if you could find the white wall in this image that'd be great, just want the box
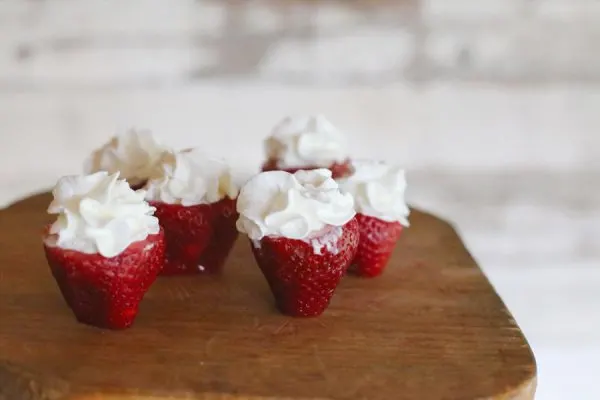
[1,83,599,204]
[1,0,599,205]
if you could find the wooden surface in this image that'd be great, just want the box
[0,191,536,400]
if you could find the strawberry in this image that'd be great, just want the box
[150,202,214,275]
[261,158,352,179]
[43,229,165,330]
[350,213,403,277]
[250,218,359,317]
[150,198,237,275]
[197,198,239,273]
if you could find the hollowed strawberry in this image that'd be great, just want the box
[349,213,403,277]
[250,218,359,317]
[197,198,239,273]
[151,198,237,275]
[150,202,213,275]
[43,229,165,330]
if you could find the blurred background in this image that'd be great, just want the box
[0,1,598,398]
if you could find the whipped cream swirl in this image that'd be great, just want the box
[47,171,160,258]
[337,160,410,225]
[265,115,348,168]
[85,129,170,186]
[236,169,355,240]
[144,149,239,206]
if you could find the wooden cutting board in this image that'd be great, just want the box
[0,191,536,400]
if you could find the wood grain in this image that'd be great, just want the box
[0,191,536,400]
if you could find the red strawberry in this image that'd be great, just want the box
[43,229,165,330]
[250,218,359,317]
[350,213,403,277]
[150,201,214,275]
[197,198,239,273]
[151,198,238,275]
[261,158,352,179]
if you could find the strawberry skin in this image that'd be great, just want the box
[261,158,352,179]
[350,213,403,278]
[43,229,165,330]
[197,198,239,273]
[151,201,213,275]
[250,218,359,317]
[151,198,237,275]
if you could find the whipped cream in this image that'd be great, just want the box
[337,160,410,226]
[236,169,355,241]
[85,129,170,186]
[47,172,160,258]
[265,115,348,168]
[144,149,239,206]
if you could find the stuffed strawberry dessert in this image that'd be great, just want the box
[338,161,410,277]
[144,149,239,275]
[236,169,359,317]
[86,128,170,190]
[43,171,165,329]
[261,115,352,178]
